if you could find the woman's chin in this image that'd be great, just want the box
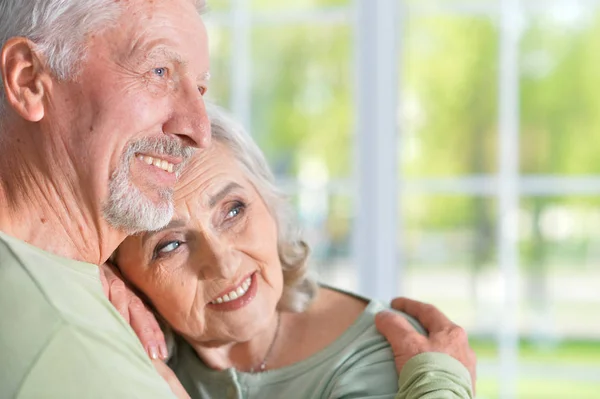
[204,310,276,344]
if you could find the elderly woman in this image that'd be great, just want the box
[112,105,473,399]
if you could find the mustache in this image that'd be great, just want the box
[123,137,196,174]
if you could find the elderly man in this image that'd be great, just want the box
[0,0,211,397]
[0,0,474,398]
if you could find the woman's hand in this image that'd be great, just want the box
[99,262,169,360]
[152,359,190,399]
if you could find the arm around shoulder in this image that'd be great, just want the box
[396,352,473,399]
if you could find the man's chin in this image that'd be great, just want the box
[103,190,174,234]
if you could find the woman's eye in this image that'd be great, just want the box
[226,203,244,220]
[157,241,181,254]
[153,67,167,77]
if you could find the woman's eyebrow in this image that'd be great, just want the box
[141,219,188,247]
[209,182,243,208]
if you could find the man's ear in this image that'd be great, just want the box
[1,37,51,122]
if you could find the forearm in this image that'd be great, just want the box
[396,353,473,399]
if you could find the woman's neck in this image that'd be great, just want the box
[190,312,283,372]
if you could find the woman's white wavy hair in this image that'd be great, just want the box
[206,103,318,312]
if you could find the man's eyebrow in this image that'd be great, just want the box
[147,46,184,64]
[209,182,243,208]
[200,71,211,81]
[141,219,188,247]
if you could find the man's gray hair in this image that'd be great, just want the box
[0,0,207,120]
[0,0,122,117]
[207,104,319,312]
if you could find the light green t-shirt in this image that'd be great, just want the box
[169,299,472,399]
[0,231,176,399]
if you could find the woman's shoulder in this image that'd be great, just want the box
[306,287,368,328]
[289,288,403,398]
[310,287,426,336]
[282,287,425,365]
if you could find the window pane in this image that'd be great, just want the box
[402,194,499,394]
[251,24,353,179]
[287,190,355,292]
[518,196,600,398]
[205,0,230,12]
[251,0,349,12]
[520,7,600,174]
[204,24,232,107]
[402,16,499,177]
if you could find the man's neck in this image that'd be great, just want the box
[0,130,124,264]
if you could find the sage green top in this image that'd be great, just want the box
[169,298,473,399]
[0,231,175,399]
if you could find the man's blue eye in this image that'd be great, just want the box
[153,67,167,77]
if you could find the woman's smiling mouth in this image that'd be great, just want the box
[207,272,258,311]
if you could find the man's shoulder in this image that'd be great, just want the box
[0,232,108,327]
[6,322,176,399]
[0,233,169,398]
[0,234,64,352]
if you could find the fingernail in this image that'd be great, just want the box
[377,310,393,319]
[148,344,159,360]
[159,343,169,360]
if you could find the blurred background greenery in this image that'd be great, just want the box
[204,0,600,397]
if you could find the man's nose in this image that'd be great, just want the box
[163,85,211,149]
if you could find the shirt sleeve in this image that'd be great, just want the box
[396,353,473,399]
[16,323,177,399]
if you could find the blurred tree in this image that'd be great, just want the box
[206,2,600,295]
[402,16,498,309]
[250,24,352,178]
[520,10,600,328]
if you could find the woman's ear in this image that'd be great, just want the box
[1,37,51,122]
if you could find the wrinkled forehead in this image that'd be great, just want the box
[122,0,207,13]
[105,0,209,56]
[173,141,242,203]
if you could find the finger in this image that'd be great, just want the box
[390,297,452,332]
[375,310,428,373]
[146,308,169,360]
[375,310,420,345]
[98,265,109,298]
[101,261,123,281]
[108,279,130,323]
[130,298,160,359]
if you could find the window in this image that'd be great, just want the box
[204,1,600,397]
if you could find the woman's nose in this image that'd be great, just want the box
[195,236,241,280]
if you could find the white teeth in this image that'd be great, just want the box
[210,276,253,304]
[137,155,176,174]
